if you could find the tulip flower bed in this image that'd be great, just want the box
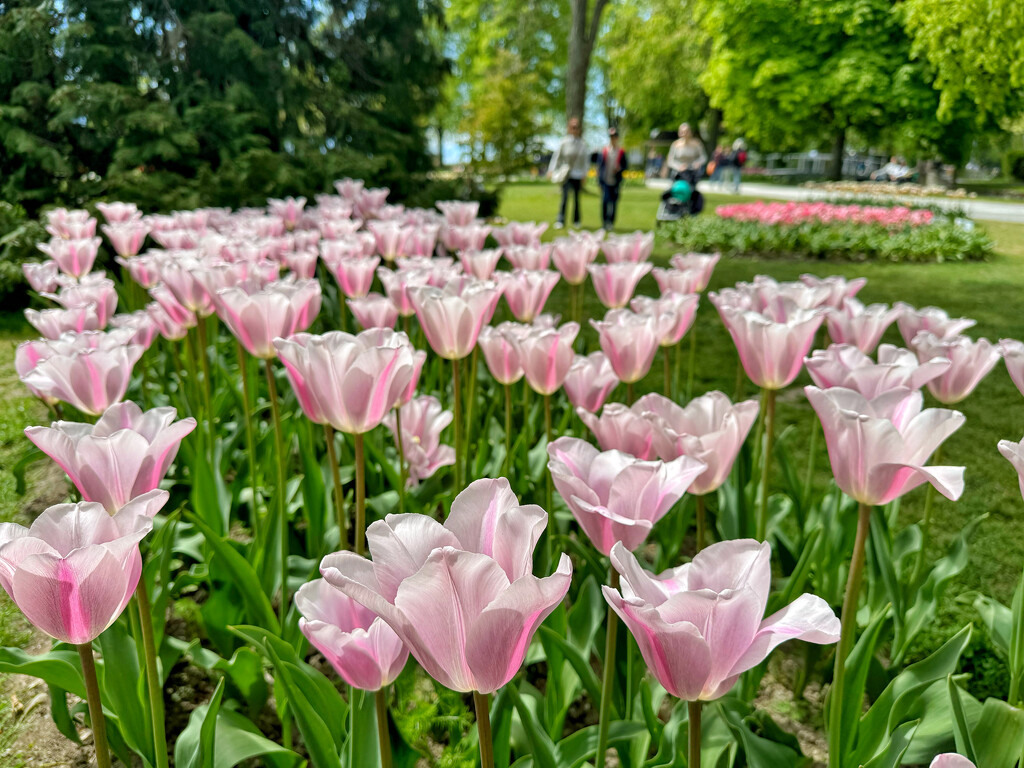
[2,183,1024,768]
[664,203,993,263]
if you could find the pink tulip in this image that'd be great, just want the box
[159,259,216,317]
[45,209,95,240]
[669,253,720,291]
[147,300,192,340]
[442,224,492,252]
[911,332,1001,404]
[377,267,429,317]
[895,303,976,346]
[436,201,479,227]
[588,262,653,309]
[825,297,901,354]
[368,221,414,262]
[564,352,620,413]
[551,237,601,285]
[547,437,706,554]
[798,274,867,309]
[383,395,456,485]
[95,202,139,224]
[805,344,950,398]
[274,329,417,434]
[282,249,320,279]
[500,270,560,323]
[23,261,60,293]
[997,436,1024,502]
[458,249,503,280]
[117,253,165,289]
[408,280,500,360]
[711,294,824,390]
[603,539,840,701]
[324,255,381,299]
[26,402,196,513]
[493,221,547,247]
[44,275,119,326]
[25,305,102,339]
[320,219,362,240]
[929,756,976,768]
[102,221,150,257]
[739,275,834,311]
[578,402,658,459]
[0,491,167,643]
[504,245,552,271]
[478,323,527,385]
[320,239,367,263]
[640,392,759,494]
[348,293,399,330]
[652,267,704,296]
[296,579,409,691]
[517,322,580,395]
[109,311,159,349]
[335,178,365,199]
[631,292,699,346]
[591,309,661,384]
[268,197,307,230]
[805,386,965,506]
[602,232,654,263]
[216,279,322,359]
[38,237,102,279]
[320,478,572,693]
[20,340,145,416]
[999,339,1024,397]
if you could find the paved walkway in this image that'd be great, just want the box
[646,178,1024,223]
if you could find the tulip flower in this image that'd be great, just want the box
[23,261,60,293]
[669,252,720,291]
[348,293,399,330]
[377,266,429,317]
[653,267,704,296]
[500,269,560,323]
[911,332,1001,404]
[25,304,103,339]
[564,352,620,413]
[601,231,654,263]
[478,323,527,386]
[578,402,657,459]
[804,343,950,398]
[551,236,601,286]
[335,178,365,199]
[805,386,965,506]
[631,292,699,348]
[493,221,547,247]
[930,757,975,768]
[405,225,439,258]
[998,436,1024,502]
[38,237,102,279]
[26,402,196,513]
[0,490,167,643]
[118,253,165,290]
[517,322,579,397]
[503,245,551,272]
[443,223,491,252]
[798,274,867,308]
[368,221,414,262]
[19,340,145,416]
[547,436,706,555]
[591,309,661,391]
[408,281,499,361]
[1000,339,1024,397]
[383,395,456,485]
[282,249,320,279]
[43,275,119,327]
[96,201,139,224]
[826,297,901,354]
[216,279,322,359]
[102,221,150,257]
[436,200,479,227]
[602,539,840,701]
[588,262,653,309]
[324,255,381,299]
[109,311,159,349]
[147,300,192,341]
[268,196,306,230]
[295,578,409,690]
[895,302,976,346]
[159,259,216,317]
[458,249,504,280]
[320,477,572,694]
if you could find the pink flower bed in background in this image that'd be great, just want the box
[716,201,934,227]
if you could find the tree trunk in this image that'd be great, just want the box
[436,125,444,167]
[828,128,845,181]
[705,108,723,155]
[566,0,610,127]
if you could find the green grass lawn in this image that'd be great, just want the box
[499,181,1024,654]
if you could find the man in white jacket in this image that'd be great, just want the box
[548,117,590,229]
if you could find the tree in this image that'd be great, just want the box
[566,0,611,126]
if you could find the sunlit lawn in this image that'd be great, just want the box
[499,180,1024,656]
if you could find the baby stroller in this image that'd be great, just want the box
[656,170,704,225]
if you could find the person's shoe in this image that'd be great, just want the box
[554,221,564,229]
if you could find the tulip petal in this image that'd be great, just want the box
[364,515,461,601]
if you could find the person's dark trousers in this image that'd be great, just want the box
[600,182,621,229]
[558,178,582,225]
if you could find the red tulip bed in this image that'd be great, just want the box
[663,200,992,263]
[3,182,1023,768]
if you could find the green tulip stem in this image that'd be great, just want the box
[375,687,393,768]
[77,643,111,768]
[503,384,513,477]
[394,407,407,514]
[196,318,214,444]
[756,388,777,542]
[136,581,168,768]
[264,360,289,623]
[688,700,702,768]
[464,347,479,481]
[237,343,261,530]
[544,392,554,569]
[829,501,871,767]
[663,347,672,396]
[453,357,463,491]
[595,568,620,768]
[474,691,494,768]
[626,380,635,405]
[324,425,348,549]
[355,432,366,557]
[168,340,192,417]
[696,494,707,552]
[685,325,698,401]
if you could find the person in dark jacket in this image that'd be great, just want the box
[597,127,629,230]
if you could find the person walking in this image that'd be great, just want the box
[662,123,707,185]
[597,127,628,230]
[548,116,590,229]
[722,138,747,194]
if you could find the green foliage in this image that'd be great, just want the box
[1004,151,1024,183]
[663,214,993,263]
[0,202,44,304]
